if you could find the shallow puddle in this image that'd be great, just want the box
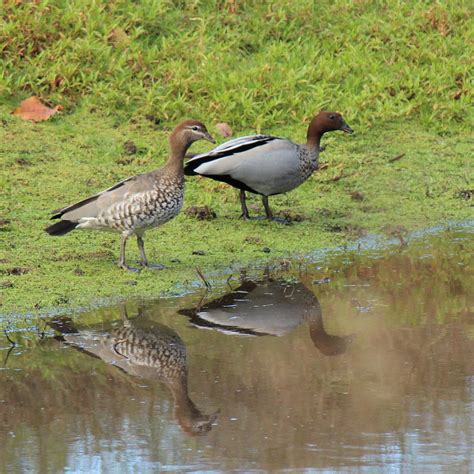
[1,226,473,472]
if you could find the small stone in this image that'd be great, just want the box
[185,206,217,220]
[73,267,84,276]
[350,191,365,201]
[125,280,138,286]
[192,250,206,256]
[262,247,271,253]
[0,281,14,289]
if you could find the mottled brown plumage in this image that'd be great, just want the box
[45,119,215,271]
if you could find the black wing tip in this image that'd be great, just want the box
[45,220,78,236]
[184,135,278,181]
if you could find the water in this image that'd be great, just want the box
[0,227,473,472]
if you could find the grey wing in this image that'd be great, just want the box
[184,135,275,174]
[52,173,153,222]
[186,138,300,195]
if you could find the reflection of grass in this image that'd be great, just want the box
[310,227,474,326]
[1,1,473,316]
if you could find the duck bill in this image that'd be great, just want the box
[340,121,354,134]
[203,132,216,143]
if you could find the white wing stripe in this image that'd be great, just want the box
[188,135,275,161]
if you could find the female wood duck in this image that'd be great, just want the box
[45,120,215,271]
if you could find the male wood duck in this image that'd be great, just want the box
[179,278,354,356]
[184,111,353,221]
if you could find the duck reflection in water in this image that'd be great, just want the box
[179,278,354,356]
[49,307,218,436]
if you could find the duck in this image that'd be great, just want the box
[45,120,215,271]
[184,111,353,221]
[48,306,218,436]
[179,278,354,356]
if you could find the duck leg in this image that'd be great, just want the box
[137,235,165,270]
[262,196,273,220]
[119,304,130,322]
[118,233,140,272]
[239,190,250,219]
[262,196,291,225]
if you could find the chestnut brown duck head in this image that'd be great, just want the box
[306,111,354,149]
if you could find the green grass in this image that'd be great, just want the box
[1,1,472,130]
[0,0,473,316]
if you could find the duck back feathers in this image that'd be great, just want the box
[184,135,317,196]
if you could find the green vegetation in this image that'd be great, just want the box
[1,0,472,129]
[1,1,472,317]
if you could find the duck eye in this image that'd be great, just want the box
[329,114,335,120]
[191,126,199,131]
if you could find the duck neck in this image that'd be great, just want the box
[306,118,324,151]
[166,135,191,172]
[169,375,203,431]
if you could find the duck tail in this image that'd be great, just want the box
[45,219,78,236]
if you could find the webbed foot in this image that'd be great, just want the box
[118,262,141,272]
[269,217,292,225]
[140,262,166,270]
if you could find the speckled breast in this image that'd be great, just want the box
[297,148,319,183]
[136,180,184,231]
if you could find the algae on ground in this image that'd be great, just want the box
[1,108,472,317]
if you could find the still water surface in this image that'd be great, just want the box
[0,227,473,472]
